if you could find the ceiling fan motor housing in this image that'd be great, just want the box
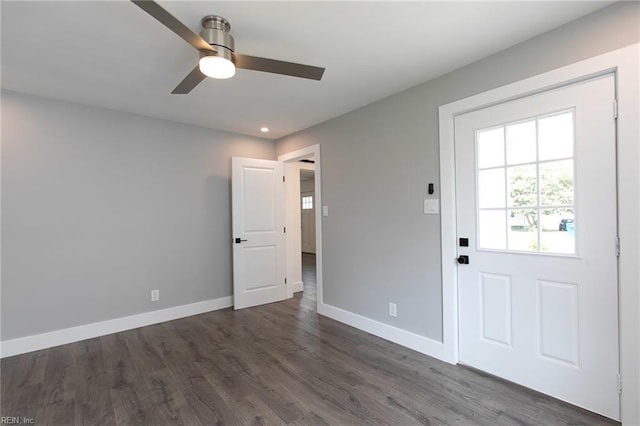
[199,15,235,63]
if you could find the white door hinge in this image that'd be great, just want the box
[617,374,622,394]
[616,236,620,257]
[613,99,618,119]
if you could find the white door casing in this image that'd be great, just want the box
[279,144,324,309]
[455,75,619,419]
[284,162,303,296]
[282,160,317,295]
[231,157,286,309]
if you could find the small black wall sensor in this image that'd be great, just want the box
[428,183,434,195]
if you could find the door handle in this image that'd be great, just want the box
[457,255,469,265]
[235,238,248,244]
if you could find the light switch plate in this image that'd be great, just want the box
[322,206,329,217]
[389,302,397,317]
[424,199,439,215]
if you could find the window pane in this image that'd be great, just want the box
[508,209,538,251]
[539,111,574,161]
[302,196,313,210]
[507,165,537,208]
[478,169,505,208]
[506,120,536,165]
[541,209,575,254]
[479,210,507,249]
[540,160,574,207]
[475,109,576,256]
[477,127,505,169]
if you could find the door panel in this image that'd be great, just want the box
[232,157,286,309]
[455,75,619,419]
[537,280,580,366]
[479,272,512,347]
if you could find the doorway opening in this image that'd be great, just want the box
[299,160,316,301]
[300,162,316,256]
[279,144,323,313]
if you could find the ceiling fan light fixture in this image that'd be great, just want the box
[199,54,236,79]
[198,15,236,79]
[131,2,325,93]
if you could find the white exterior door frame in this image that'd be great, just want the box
[438,44,639,424]
[278,144,323,307]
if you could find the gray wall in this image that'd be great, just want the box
[276,1,640,341]
[1,91,275,340]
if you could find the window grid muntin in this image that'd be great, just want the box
[302,195,313,210]
[475,108,576,255]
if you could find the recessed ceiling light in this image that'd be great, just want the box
[260,127,269,133]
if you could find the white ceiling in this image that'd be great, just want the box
[1,1,611,139]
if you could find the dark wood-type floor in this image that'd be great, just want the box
[1,253,617,425]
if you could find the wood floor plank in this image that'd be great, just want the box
[288,411,331,426]
[0,253,619,425]
[1,383,44,421]
[40,345,76,406]
[1,348,48,391]
[136,369,192,425]
[196,357,305,425]
[72,338,115,425]
[182,377,242,426]
[40,399,76,425]
[123,326,168,374]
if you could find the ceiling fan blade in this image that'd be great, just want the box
[234,54,325,81]
[131,0,215,53]
[172,65,207,94]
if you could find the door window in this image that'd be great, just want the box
[476,110,576,254]
[301,195,313,210]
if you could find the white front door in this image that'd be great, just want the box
[455,75,619,419]
[231,157,286,309]
[301,191,316,253]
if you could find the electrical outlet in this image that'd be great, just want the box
[389,302,397,317]
[151,289,159,302]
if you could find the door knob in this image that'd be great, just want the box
[457,255,469,265]
[235,238,248,244]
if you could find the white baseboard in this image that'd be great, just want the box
[2,298,447,363]
[293,281,304,293]
[318,302,448,362]
[0,296,233,358]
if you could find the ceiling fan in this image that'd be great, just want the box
[131,0,326,94]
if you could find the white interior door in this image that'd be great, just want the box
[455,75,619,419]
[301,191,316,253]
[232,157,286,309]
